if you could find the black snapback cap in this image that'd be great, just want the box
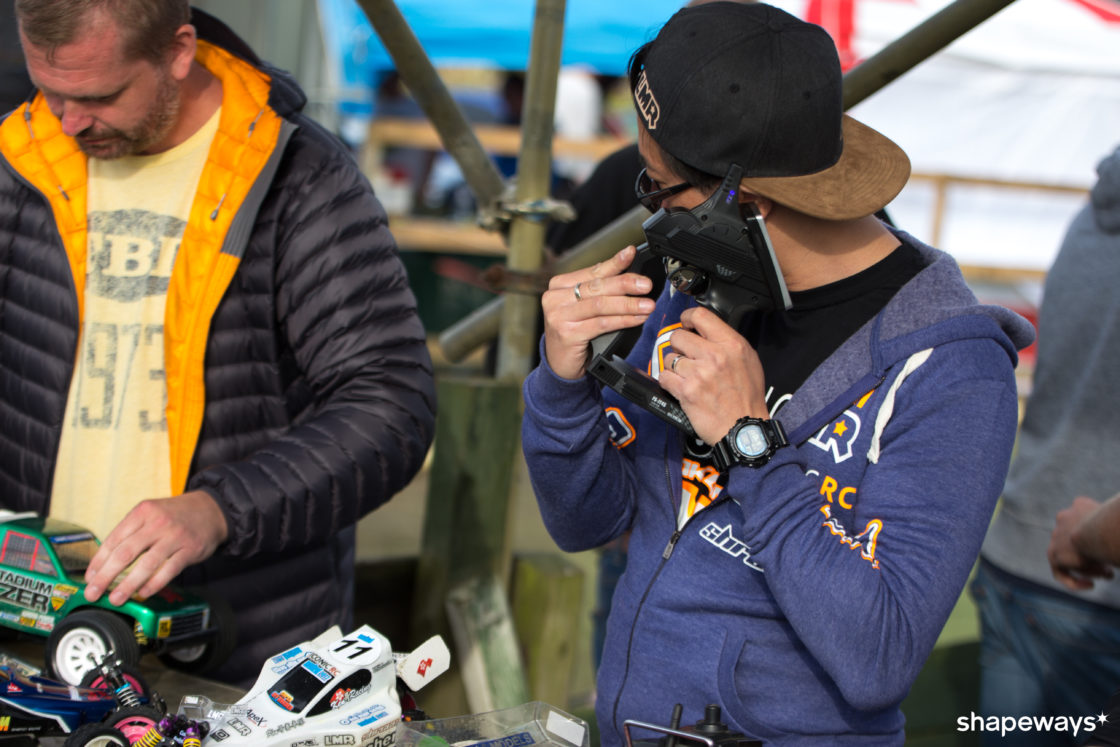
[630,1,910,220]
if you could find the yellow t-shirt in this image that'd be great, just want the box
[49,108,221,540]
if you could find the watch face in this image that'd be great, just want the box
[734,423,769,458]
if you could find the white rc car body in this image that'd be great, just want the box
[180,624,449,747]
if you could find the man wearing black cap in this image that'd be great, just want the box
[521,2,1035,744]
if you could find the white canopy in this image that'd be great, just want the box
[769,0,1120,272]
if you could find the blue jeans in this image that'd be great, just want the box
[971,560,1120,746]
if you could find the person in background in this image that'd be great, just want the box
[973,143,1120,746]
[521,2,1034,744]
[0,0,435,685]
[1049,494,1120,588]
[0,0,32,111]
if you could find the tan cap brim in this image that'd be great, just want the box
[740,116,911,221]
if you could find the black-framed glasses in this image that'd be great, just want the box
[635,168,691,212]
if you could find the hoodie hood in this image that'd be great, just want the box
[190,6,308,118]
[1090,145,1120,235]
[775,231,1035,442]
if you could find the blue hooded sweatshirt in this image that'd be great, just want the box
[521,231,1036,746]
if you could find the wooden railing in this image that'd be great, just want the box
[363,116,629,173]
[363,117,1086,285]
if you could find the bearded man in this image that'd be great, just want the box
[0,0,436,686]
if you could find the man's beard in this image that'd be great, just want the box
[76,72,181,159]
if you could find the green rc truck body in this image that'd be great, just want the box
[0,510,234,685]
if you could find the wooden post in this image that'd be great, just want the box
[511,554,585,708]
[410,376,523,717]
[446,574,532,712]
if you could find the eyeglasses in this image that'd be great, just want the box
[635,168,691,212]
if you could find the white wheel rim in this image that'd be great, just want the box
[82,735,126,747]
[54,627,108,684]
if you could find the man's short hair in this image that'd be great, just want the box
[15,0,191,64]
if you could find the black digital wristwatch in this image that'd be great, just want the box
[711,417,789,472]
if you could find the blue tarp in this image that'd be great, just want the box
[318,0,687,100]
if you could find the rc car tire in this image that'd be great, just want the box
[46,609,141,686]
[63,723,130,747]
[79,663,151,700]
[101,705,163,744]
[157,588,236,675]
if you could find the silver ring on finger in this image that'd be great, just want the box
[573,282,584,301]
[670,354,682,372]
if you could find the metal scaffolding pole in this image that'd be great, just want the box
[354,0,506,227]
[842,0,1018,109]
[437,0,1021,363]
[441,205,647,366]
[496,0,568,380]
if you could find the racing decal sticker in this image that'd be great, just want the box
[605,407,636,448]
[225,718,252,736]
[699,522,763,573]
[50,583,78,612]
[0,570,53,614]
[363,730,396,747]
[270,646,305,674]
[340,704,390,728]
[325,736,356,746]
[270,689,296,711]
[49,533,95,545]
[306,652,340,678]
[264,716,304,738]
[361,721,397,744]
[330,685,371,709]
[302,656,335,683]
[332,633,379,664]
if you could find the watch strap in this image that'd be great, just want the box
[711,417,788,472]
